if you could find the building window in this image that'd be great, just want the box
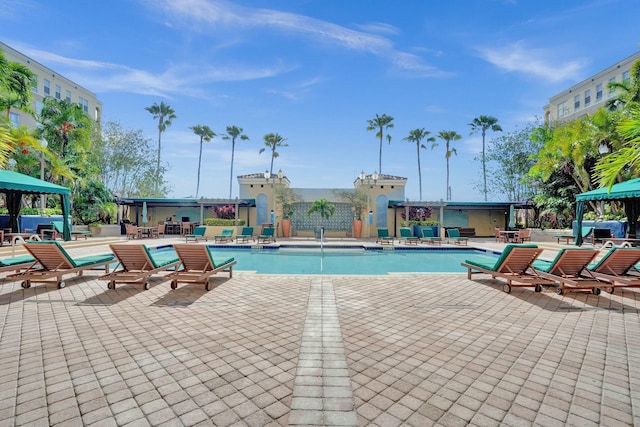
[574,95,580,111]
[557,101,569,118]
[44,79,50,97]
[9,112,19,127]
[596,83,603,102]
[65,90,71,102]
[78,96,89,113]
[584,89,591,107]
[55,85,61,100]
[608,77,616,98]
[623,70,630,82]
[31,76,38,94]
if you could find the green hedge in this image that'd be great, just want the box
[0,208,62,216]
[203,218,246,226]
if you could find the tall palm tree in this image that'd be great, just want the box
[222,125,249,199]
[366,113,394,173]
[438,130,462,200]
[145,101,176,190]
[469,115,502,201]
[402,128,436,201]
[0,54,35,119]
[189,124,216,198]
[259,133,287,175]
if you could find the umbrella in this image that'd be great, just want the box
[142,201,148,225]
[508,205,515,229]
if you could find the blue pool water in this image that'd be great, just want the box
[157,246,500,275]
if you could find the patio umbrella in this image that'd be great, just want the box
[508,205,515,229]
[142,201,148,225]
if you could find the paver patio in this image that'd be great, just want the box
[0,238,639,426]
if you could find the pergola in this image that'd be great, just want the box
[575,178,640,245]
[0,170,71,240]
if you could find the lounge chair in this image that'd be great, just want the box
[461,244,554,293]
[7,241,114,288]
[258,227,276,243]
[185,226,208,243]
[553,227,593,245]
[399,227,418,245]
[447,228,468,245]
[101,243,180,290]
[50,221,92,240]
[0,254,36,273]
[167,244,237,290]
[214,228,234,243]
[587,247,640,293]
[376,228,394,245]
[420,228,441,245]
[532,248,604,295]
[235,227,254,243]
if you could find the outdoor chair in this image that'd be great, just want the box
[236,227,255,243]
[51,220,91,240]
[126,224,142,240]
[101,243,179,290]
[419,228,441,245]
[166,244,237,291]
[553,227,593,245]
[461,244,554,293]
[494,227,507,243]
[447,228,468,245]
[376,228,394,245]
[151,223,165,238]
[532,248,604,295]
[515,228,532,243]
[214,228,234,243]
[587,247,640,293]
[185,226,208,243]
[258,227,276,243]
[399,227,418,245]
[0,254,36,274]
[7,241,114,289]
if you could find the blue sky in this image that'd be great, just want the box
[2,0,639,201]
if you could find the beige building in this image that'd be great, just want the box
[543,51,640,123]
[1,41,102,128]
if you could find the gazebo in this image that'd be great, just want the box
[0,170,71,240]
[575,178,640,245]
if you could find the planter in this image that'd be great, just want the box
[281,219,292,238]
[413,225,439,238]
[353,219,363,238]
[314,226,325,239]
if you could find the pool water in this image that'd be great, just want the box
[176,247,500,275]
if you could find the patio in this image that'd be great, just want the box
[0,237,638,426]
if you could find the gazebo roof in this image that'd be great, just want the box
[0,170,70,195]
[576,178,640,201]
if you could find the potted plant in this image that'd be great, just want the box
[307,198,335,239]
[275,186,297,237]
[334,189,368,238]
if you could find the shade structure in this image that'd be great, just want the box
[142,201,148,224]
[509,205,515,229]
[0,170,72,240]
[575,178,640,245]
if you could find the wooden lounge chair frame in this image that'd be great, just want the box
[101,243,180,290]
[167,244,237,290]
[185,226,209,243]
[532,248,604,295]
[7,241,114,289]
[461,244,555,293]
[399,227,419,245]
[214,228,234,243]
[419,228,441,245]
[376,228,394,245]
[587,247,640,293]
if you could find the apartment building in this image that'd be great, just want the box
[543,51,640,123]
[1,41,102,128]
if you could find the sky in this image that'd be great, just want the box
[1,0,640,202]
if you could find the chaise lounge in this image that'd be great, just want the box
[420,228,441,245]
[587,247,640,293]
[447,228,468,245]
[532,248,604,295]
[376,228,394,245]
[167,244,237,291]
[399,227,418,245]
[101,244,179,290]
[185,226,208,243]
[214,228,234,243]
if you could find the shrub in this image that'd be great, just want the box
[203,218,245,226]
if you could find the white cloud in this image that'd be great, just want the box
[477,41,586,82]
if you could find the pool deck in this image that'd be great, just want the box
[1,236,639,426]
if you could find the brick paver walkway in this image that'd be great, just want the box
[1,239,639,426]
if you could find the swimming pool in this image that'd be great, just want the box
[157,246,500,275]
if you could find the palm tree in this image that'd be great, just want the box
[438,131,462,200]
[307,198,336,235]
[222,125,249,199]
[402,128,436,201]
[145,101,176,190]
[366,114,394,173]
[469,115,502,200]
[38,98,91,162]
[259,133,287,175]
[0,53,35,119]
[189,124,216,197]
